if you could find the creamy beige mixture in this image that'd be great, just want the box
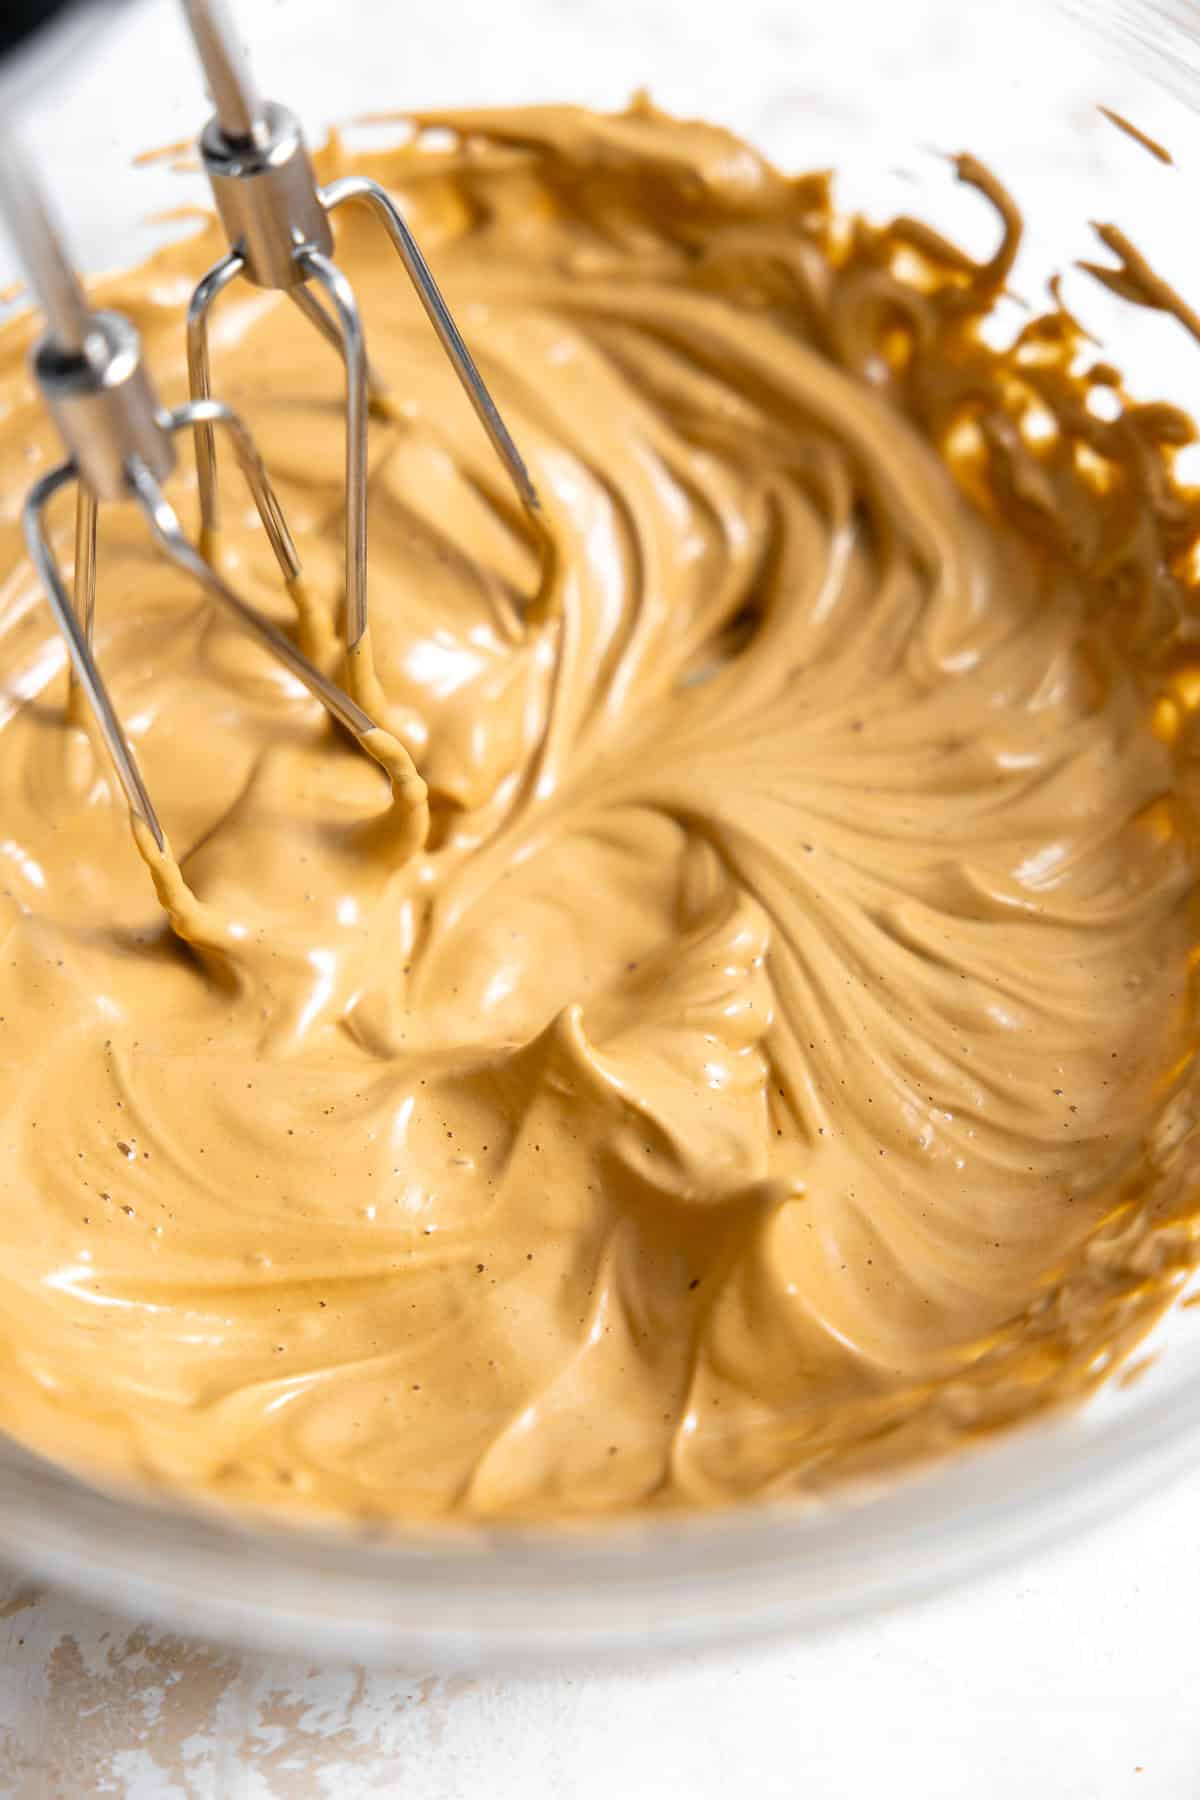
[0,104,1198,1522]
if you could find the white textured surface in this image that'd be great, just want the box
[3,0,1200,1788]
[0,1466,1198,1796]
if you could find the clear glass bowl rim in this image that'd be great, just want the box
[2,0,1200,1669]
[0,1357,1196,1666]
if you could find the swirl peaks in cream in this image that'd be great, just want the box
[0,103,1198,1521]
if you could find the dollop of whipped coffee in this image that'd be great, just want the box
[0,103,1198,1521]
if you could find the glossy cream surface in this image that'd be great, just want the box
[0,105,1198,1521]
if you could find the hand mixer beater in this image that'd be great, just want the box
[0,135,396,858]
[0,0,540,856]
[180,0,541,705]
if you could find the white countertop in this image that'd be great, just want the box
[0,1462,1196,1797]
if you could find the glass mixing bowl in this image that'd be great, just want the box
[0,0,1198,1667]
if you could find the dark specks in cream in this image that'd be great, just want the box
[0,103,1197,1521]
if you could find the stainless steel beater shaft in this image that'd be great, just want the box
[179,0,540,658]
[0,133,385,853]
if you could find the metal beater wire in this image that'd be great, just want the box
[179,0,541,672]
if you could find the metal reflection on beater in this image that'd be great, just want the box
[0,0,539,854]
